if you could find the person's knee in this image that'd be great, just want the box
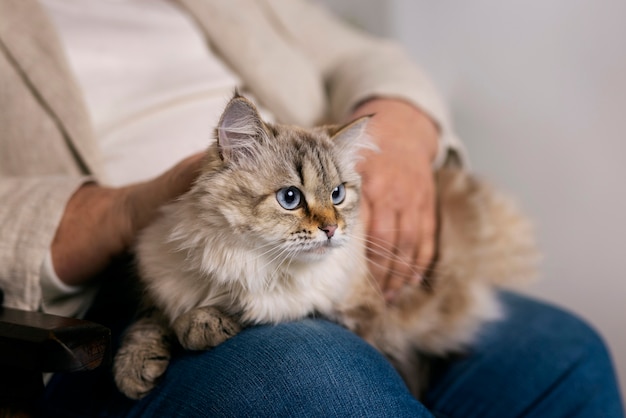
[425,293,623,418]
[502,291,612,365]
[133,319,427,417]
[547,308,620,392]
[498,292,623,413]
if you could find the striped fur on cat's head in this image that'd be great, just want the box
[188,93,373,263]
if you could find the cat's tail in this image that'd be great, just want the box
[435,167,540,289]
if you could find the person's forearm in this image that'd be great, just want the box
[51,153,205,287]
[51,183,124,286]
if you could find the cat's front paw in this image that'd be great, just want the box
[172,306,241,350]
[113,318,172,400]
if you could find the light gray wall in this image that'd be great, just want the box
[321,0,626,400]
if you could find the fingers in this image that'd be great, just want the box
[415,197,437,281]
[365,204,396,298]
[383,210,421,301]
[364,182,437,304]
[347,98,442,305]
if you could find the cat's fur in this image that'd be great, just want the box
[113,93,537,400]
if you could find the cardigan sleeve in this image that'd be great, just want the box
[0,2,104,315]
[261,0,466,168]
[0,176,88,312]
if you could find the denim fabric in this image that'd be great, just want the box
[128,319,427,418]
[41,292,624,417]
[424,292,624,418]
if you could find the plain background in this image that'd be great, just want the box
[320,0,625,402]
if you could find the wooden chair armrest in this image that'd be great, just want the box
[0,306,110,373]
[0,304,111,415]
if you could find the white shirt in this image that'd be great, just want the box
[39,0,254,315]
[42,0,242,186]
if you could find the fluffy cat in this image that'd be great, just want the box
[113,93,537,400]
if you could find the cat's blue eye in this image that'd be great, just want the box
[276,186,302,210]
[331,184,346,205]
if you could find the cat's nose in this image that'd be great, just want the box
[319,224,338,239]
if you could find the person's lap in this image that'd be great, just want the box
[128,318,427,417]
[41,291,624,417]
[423,291,623,417]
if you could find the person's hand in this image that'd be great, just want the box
[349,99,439,303]
[51,153,205,286]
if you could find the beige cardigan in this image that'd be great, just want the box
[0,0,461,312]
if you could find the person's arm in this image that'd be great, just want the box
[262,0,464,167]
[263,0,466,300]
[52,153,205,287]
[0,154,204,313]
[0,177,87,312]
[349,99,439,301]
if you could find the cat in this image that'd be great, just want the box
[113,92,537,400]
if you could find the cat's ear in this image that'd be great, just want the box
[216,94,269,164]
[330,115,377,158]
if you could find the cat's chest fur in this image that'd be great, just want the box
[138,207,366,327]
[235,248,360,324]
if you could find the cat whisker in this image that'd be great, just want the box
[250,241,285,262]
[348,234,426,277]
[364,246,447,282]
[339,244,385,300]
[278,247,299,284]
[264,246,301,290]
[346,232,448,287]
[266,247,291,282]
[258,244,292,273]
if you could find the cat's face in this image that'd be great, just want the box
[193,94,372,264]
[239,125,361,262]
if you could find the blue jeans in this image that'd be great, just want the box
[42,292,624,417]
